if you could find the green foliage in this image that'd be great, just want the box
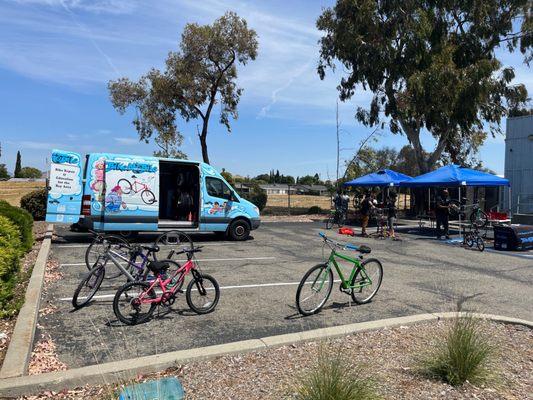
[20,189,47,221]
[109,11,258,164]
[18,166,42,179]
[419,315,495,386]
[307,206,323,214]
[0,200,34,252]
[0,215,22,317]
[293,349,381,400]
[318,0,531,172]
[0,164,9,180]
[241,183,267,211]
[14,151,22,178]
[220,169,234,185]
[298,174,323,185]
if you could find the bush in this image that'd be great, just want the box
[293,348,381,400]
[20,188,47,221]
[307,206,323,214]
[0,215,22,317]
[241,184,267,211]
[0,200,34,252]
[419,315,495,386]
[18,167,43,179]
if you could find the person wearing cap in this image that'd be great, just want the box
[435,188,451,239]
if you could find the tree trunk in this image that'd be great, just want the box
[200,119,210,164]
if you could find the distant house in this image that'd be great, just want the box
[259,184,297,195]
[294,184,329,196]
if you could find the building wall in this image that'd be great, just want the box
[504,115,533,214]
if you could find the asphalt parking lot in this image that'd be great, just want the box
[38,222,533,369]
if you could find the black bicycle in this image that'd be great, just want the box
[325,209,347,229]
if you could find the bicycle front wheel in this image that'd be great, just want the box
[72,265,105,309]
[325,216,334,230]
[350,258,383,304]
[476,237,485,252]
[296,263,333,316]
[113,281,157,325]
[186,273,220,314]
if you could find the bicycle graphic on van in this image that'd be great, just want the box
[117,175,157,205]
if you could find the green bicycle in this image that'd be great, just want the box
[296,232,383,316]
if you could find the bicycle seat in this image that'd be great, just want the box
[358,245,371,254]
[142,244,160,253]
[147,260,170,274]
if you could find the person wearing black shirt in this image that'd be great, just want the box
[386,192,397,239]
[360,192,374,237]
[435,189,451,239]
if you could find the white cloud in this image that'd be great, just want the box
[114,137,140,145]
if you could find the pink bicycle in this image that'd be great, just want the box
[112,246,220,325]
[117,175,156,205]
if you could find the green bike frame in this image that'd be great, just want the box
[319,248,373,291]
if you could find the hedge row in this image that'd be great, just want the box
[0,200,34,252]
[20,188,47,221]
[0,215,22,318]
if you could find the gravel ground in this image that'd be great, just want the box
[0,221,48,367]
[17,320,532,400]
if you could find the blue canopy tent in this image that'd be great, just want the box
[399,164,510,188]
[344,169,413,187]
[400,164,511,220]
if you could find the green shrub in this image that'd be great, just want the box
[419,315,495,386]
[293,349,381,400]
[307,206,323,214]
[0,216,22,317]
[241,184,267,211]
[20,188,47,221]
[0,200,33,252]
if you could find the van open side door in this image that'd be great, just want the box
[45,149,84,224]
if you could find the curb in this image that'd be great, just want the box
[0,224,54,379]
[0,311,531,397]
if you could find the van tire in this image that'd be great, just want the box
[228,219,250,241]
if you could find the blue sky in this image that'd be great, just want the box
[0,0,531,179]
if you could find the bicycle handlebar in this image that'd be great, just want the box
[318,232,362,252]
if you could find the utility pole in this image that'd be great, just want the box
[336,100,340,188]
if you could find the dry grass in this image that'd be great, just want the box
[0,181,46,206]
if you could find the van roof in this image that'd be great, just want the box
[89,152,202,166]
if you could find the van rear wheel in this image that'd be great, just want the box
[228,219,250,241]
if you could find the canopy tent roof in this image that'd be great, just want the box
[399,164,510,187]
[344,169,413,187]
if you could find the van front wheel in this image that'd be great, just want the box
[228,219,250,241]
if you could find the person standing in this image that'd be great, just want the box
[386,192,397,239]
[435,189,451,239]
[360,192,374,237]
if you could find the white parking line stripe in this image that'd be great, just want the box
[59,279,342,301]
[54,242,240,248]
[60,256,276,267]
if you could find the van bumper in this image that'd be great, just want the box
[251,218,261,230]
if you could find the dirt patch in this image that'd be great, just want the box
[0,181,46,207]
[261,214,327,223]
[17,320,532,399]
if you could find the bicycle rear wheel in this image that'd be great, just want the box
[113,281,157,325]
[296,263,333,316]
[325,215,334,230]
[72,265,105,309]
[350,258,383,304]
[153,230,193,261]
[186,272,220,314]
[85,235,131,279]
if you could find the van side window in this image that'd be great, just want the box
[206,177,233,199]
